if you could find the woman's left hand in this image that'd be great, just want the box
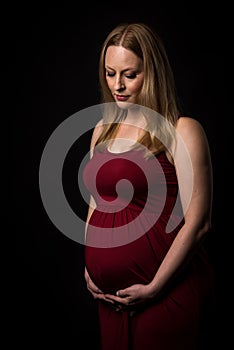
[104,283,154,313]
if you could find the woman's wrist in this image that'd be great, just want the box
[146,281,160,300]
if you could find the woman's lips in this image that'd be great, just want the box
[115,94,129,101]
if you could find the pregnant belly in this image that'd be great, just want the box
[85,234,158,294]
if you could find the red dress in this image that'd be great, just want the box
[83,146,214,350]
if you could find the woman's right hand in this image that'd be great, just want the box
[84,267,129,311]
[84,267,104,298]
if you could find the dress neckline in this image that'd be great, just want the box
[106,147,135,155]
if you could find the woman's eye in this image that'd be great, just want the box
[126,73,137,79]
[106,72,115,77]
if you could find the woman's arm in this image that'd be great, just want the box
[105,116,213,305]
[146,116,213,297]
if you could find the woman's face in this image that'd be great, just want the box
[105,45,144,108]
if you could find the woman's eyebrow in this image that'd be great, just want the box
[105,65,136,72]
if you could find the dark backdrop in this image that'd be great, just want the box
[11,3,232,348]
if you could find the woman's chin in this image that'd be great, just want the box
[115,101,134,109]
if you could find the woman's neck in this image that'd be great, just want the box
[124,109,146,129]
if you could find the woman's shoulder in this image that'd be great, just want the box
[176,115,205,134]
[177,114,202,126]
[175,115,208,147]
[92,118,104,136]
[90,118,104,150]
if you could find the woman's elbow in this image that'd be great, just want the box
[196,218,212,241]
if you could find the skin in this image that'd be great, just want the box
[84,45,213,313]
[105,46,144,108]
[105,46,146,152]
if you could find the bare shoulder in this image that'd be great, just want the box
[176,116,204,132]
[90,119,104,150]
[92,119,104,137]
[175,116,208,145]
[95,118,104,128]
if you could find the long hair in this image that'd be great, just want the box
[96,22,181,155]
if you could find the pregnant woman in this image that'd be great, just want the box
[83,22,214,350]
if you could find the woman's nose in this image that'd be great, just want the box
[114,77,125,91]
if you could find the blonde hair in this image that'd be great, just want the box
[96,22,181,155]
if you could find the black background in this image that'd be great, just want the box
[11,2,232,348]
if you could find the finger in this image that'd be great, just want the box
[87,281,103,294]
[92,293,112,302]
[92,286,103,293]
[116,290,129,297]
[105,295,118,303]
[105,294,124,303]
[103,297,115,304]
